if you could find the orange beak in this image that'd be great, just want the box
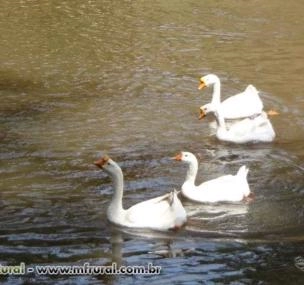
[94,155,110,168]
[198,109,206,120]
[266,109,279,116]
[198,79,206,90]
[173,153,182,161]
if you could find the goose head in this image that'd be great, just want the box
[199,103,217,119]
[94,155,119,176]
[198,74,220,90]
[173,151,197,164]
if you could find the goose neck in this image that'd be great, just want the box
[109,167,124,211]
[215,109,227,131]
[211,80,221,105]
[184,160,198,185]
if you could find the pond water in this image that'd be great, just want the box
[0,0,304,284]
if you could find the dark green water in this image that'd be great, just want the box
[1,0,304,284]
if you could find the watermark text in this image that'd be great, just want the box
[0,262,161,276]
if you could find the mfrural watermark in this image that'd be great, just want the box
[0,262,161,276]
[294,256,304,271]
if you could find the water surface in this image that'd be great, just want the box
[1,0,304,284]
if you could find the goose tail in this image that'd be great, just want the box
[237,165,251,197]
[245,84,259,95]
[237,165,249,179]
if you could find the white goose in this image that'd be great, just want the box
[211,106,276,143]
[173,152,251,203]
[94,155,187,231]
[198,74,264,119]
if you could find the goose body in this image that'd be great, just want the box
[214,109,276,143]
[198,74,263,119]
[94,156,187,230]
[174,152,251,203]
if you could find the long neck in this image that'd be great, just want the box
[183,159,198,187]
[109,167,124,211]
[215,109,227,133]
[211,79,221,105]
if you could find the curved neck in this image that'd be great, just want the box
[183,159,198,187]
[211,80,221,105]
[109,167,124,211]
[215,109,228,134]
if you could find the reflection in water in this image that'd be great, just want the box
[107,225,304,284]
[0,0,304,284]
[110,230,123,267]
